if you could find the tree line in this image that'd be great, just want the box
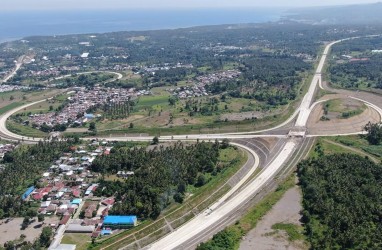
[92,141,225,219]
[298,153,382,249]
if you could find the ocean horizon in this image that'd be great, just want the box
[0,8,285,43]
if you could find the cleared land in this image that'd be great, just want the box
[0,217,59,245]
[240,185,307,250]
[307,96,380,135]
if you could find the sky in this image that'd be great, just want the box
[1,0,379,11]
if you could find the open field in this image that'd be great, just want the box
[0,216,59,246]
[0,89,64,112]
[16,93,72,115]
[61,233,92,250]
[240,185,307,250]
[325,98,366,119]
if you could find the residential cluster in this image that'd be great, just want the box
[0,84,29,93]
[0,144,15,163]
[20,140,138,249]
[202,44,243,52]
[196,70,241,85]
[168,70,241,99]
[28,87,151,128]
[168,83,209,99]
[25,65,81,79]
[138,62,194,75]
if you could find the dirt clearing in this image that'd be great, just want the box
[239,185,307,250]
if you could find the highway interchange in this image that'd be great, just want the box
[1,36,382,249]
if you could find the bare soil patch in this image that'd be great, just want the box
[307,97,380,135]
[220,111,265,121]
[239,186,307,250]
[0,216,59,245]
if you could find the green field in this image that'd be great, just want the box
[6,120,48,138]
[62,233,92,250]
[324,99,366,119]
[135,94,170,111]
[0,102,24,115]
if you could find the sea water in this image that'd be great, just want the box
[0,8,285,43]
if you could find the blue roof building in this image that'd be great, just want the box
[103,215,137,229]
[71,198,82,205]
[101,229,112,235]
[84,113,95,119]
[22,186,35,200]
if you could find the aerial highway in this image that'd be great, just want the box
[47,70,123,82]
[143,36,382,250]
[0,35,382,250]
[2,55,24,83]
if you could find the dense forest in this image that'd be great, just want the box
[0,139,74,219]
[92,141,225,219]
[298,154,382,249]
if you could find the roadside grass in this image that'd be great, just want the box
[271,223,304,242]
[0,91,26,101]
[96,120,127,131]
[92,146,248,249]
[360,145,382,158]
[0,89,58,111]
[16,99,61,115]
[6,120,47,138]
[219,146,241,162]
[87,105,295,137]
[62,233,92,250]
[18,93,72,115]
[315,88,336,100]
[332,135,382,158]
[0,102,24,115]
[308,136,382,164]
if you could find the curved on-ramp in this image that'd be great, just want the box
[0,99,49,141]
[145,140,296,250]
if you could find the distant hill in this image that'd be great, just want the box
[284,2,382,25]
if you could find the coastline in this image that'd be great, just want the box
[0,8,285,44]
